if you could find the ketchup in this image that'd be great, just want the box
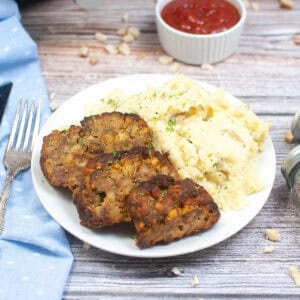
[161,0,240,35]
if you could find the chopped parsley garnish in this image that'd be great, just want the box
[187,138,193,144]
[79,138,85,146]
[107,98,118,107]
[160,192,166,198]
[48,141,53,147]
[112,151,119,158]
[139,192,145,196]
[166,119,176,132]
[147,142,154,149]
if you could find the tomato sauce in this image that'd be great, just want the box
[161,0,240,34]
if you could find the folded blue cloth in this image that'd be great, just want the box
[0,1,73,299]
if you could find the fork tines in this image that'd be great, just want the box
[6,98,41,153]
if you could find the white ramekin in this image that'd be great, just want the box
[155,0,246,65]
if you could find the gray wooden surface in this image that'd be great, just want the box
[20,0,300,298]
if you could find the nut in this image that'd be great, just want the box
[279,0,294,9]
[128,26,140,39]
[118,43,130,55]
[265,229,280,242]
[201,64,213,71]
[95,32,107,42]
[191,275,199,287]
[159,55,174,65]
[284,130,294,143]
[89,56,98,65]
[123,33,135,43]
[289,266,300,287]
[263,245,275,254]
[170,267,182,276]
[104,44,118,55]
[82,242,92,250]
[117,27,128,36]
[79,46,89,58]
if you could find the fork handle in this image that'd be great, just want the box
[0,174,15,234]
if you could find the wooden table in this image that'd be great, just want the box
[21,0,300,298]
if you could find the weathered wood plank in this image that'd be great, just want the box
[19,0,300,298]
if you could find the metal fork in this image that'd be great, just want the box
[0,98,41,234]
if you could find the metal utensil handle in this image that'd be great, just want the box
[0,173,15,234]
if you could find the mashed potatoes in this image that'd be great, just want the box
[86,75,270,211]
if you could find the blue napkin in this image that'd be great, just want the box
[0,1,73,299]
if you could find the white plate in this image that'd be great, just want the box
[31,74,276,258]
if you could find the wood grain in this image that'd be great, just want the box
[20,0,300,298]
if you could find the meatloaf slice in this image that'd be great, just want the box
[80,112,152,154]
[40,125,90,189]
[126,175,220,248]
[40,112,152,190]
[73,147,179,228]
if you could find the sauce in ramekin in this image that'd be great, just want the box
[161,0,241,35]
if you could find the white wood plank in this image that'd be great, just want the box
[19,0,300,298]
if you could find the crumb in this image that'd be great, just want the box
[95,32,107,42]
[191,275,199,287]
[128,26,140,39]
[118,43,130,55]
[50,101,60,112]
[123,33,135,43]
[82,242,92,250]
[251,2,259,11]
[247,20,253,26]
[292,35,300,45]
[279,0,294,9]
[117,27,128,36]
[137,52,146,60]
[289,266,300,287]
[285,130,294,143]
[201,64,213,71]
[159,55,174,65]
[170,267,182,276]
[121,13,129,23]
[263,245,275,254]
[266,120,273,129]
[168,62,180,73]
[79,46,89,58]
[265,229,280,242]
[104,44,118,55]
[89,56,98,65]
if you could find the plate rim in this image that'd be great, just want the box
[31,74,276,258]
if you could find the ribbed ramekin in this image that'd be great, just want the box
[155,0,246,65]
